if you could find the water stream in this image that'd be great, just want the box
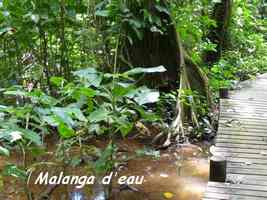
[0,139,210,200]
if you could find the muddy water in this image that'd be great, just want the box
[111,142,209,200]
[0,139,209,200]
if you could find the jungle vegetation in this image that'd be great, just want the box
[0,0,266,199]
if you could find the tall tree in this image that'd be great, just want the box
[204,0,233,64]
[119,0,211,143]
[121,1,180,90]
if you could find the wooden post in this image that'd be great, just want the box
[219,88,229,99]
[209,155,227,182]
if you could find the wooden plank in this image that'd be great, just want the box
[216,143,267,151]
[221,105,267,111]
[218,128,267,135]
[226,157,267,165]
[220,107,267,113]
[227,174,267,181]
[204,192,267,200]
[217,135,264,141]
[221,97,267,103]
[220,114,267,119]
[227,174,267,186]
[221,98,267,104]
[203,75,267,200]
[227,168,267,176]
[231,95,267,99]
[221,101,267,107]
[221,107,267,113]
[207,182,267,192]
[211,146,263,154]
[232,91,267,96]
[217,130,267,137]
[219,125,267,131]
[206,187,267,197]
[216,138,267,145]
[221,99,267,105]
[228,162,267,170]
[220,118,267,125]
[202,198,218,200]
[220,114,267,121]
[213,152,267,160]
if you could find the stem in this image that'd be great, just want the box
[19,142,33,200]
[60,0,70,79]
[19,142,26,168]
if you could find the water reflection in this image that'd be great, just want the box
[1,141,209,200]
[112,144,209,200]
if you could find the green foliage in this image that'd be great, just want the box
[202,0,267,92]
[0,0,102,86]
[95,0,172,45]
[0,0,266,193]
[0,66,163,177]
[135,146,160,160]
[170,0,217,63]
[95,142,116,174]
[2,164,27,181]
[179,89,208,119]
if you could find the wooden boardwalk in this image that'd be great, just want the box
[203,74,267,200]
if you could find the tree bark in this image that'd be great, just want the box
[122,0,181,90]
[121,0,211,138]
[204,0,233,64]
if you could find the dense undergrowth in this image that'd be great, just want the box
[0,0,266,198]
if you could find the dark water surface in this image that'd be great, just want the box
[0,140,209,200]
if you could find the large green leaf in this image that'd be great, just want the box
[95,142,115,173]
[0,105,8,112]
[73,68,102,87]
[155,5,170,15]
[0,130,22,143]
[57,122,75,139]
[134,91,159,105]
[0,27,14,35]
[72,87,96,100]
[78,87,96,98]
[2,128,42,146]
[126,87,160,105]
[28,90,58,105]
[51,107,75,127]
[4,90,28,97]
[67,107,88,122]
[123,66,166,76]
[95,10,109,17]
[50,76,66,87]
[0,146,9,156]
[135,107,160,122]
[2,164,27,180]
[112,84,135,97]
[20,129,42,146]
[118,121,133,137]
[89,107,110,123]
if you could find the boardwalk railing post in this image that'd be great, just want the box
[209,155,227,182]
[219,88,229,99]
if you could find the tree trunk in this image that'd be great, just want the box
[121,0,211,140]
[204,0,233,64]
[121,0,181,90]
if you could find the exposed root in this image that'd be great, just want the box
[36,184,58,200]
[151,131,165,145]
[162,131,172,147]
[166,49,210,145]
